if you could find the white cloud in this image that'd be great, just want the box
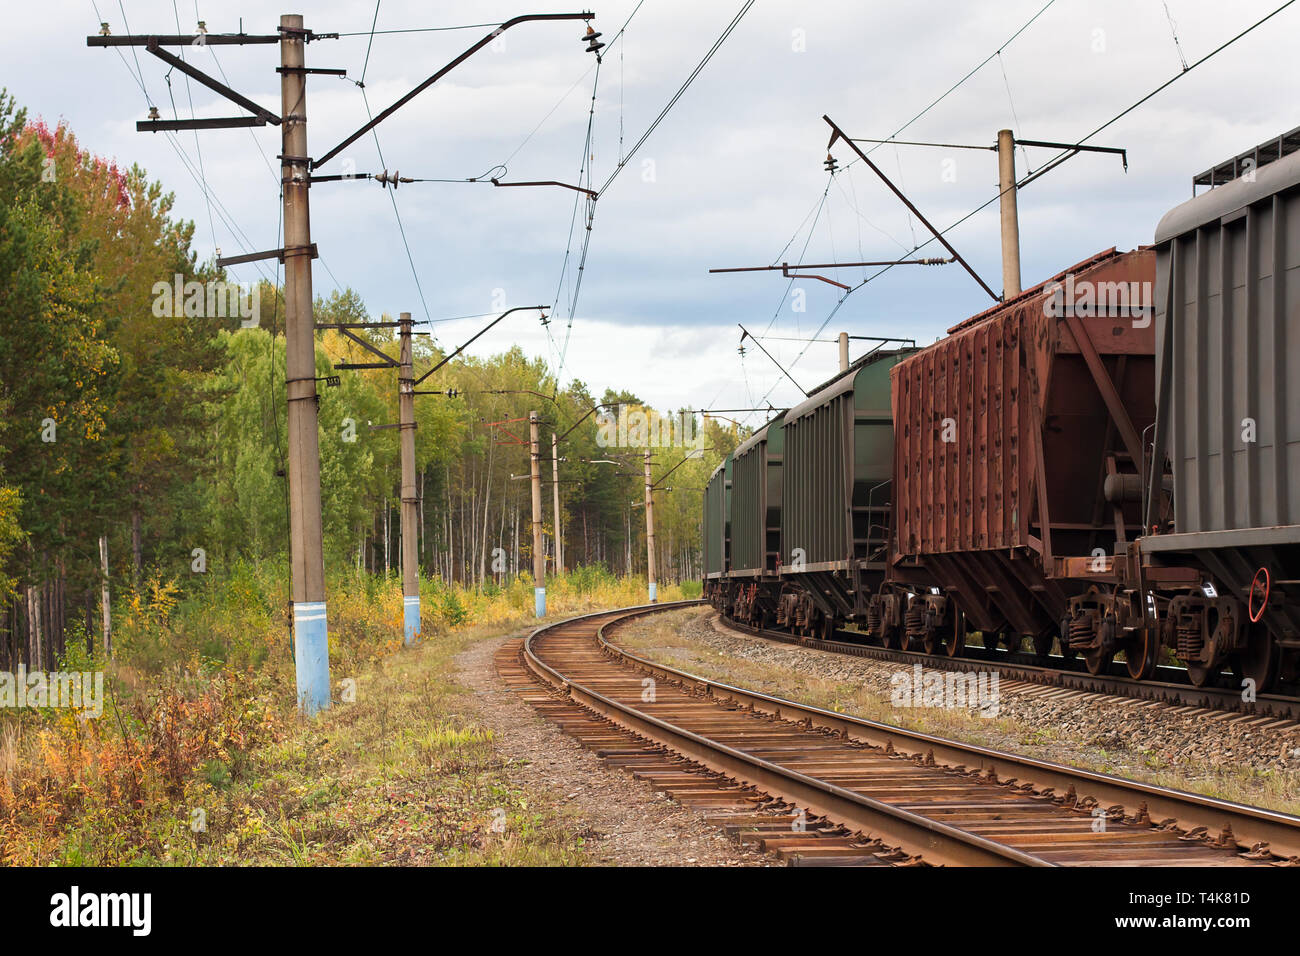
[10,0,1300,426]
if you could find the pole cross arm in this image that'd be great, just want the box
[138,116,270,132]
[335,327,399,368]
[490,178,598,198]
[711,257,950,274]
[88,33,282,47]
[1015,139,1129,190]
[145,41,280,125]
[216,243,316,268]
[1015,138,1127,170]
[651,446,714,490]
[413,306,547,385]
[315,12,594,170]
[557,402,620,443]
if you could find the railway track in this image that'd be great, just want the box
[715,612,1300,729]
[497,602,1300,867]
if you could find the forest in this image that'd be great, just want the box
[0,89,741,674]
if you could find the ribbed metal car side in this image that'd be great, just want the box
[1142,148,1300,648]
[892,247,1156,637]
[730,413,786,574]
[703,461,727,577]
[782,350,913,573]
[1149,149,1300,535]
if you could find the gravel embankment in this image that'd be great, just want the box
[613,608,1300,814]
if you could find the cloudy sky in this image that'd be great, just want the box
[6,0,1298,428]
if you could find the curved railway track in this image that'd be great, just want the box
[497,602,1300,867]
[715,611,1300,728]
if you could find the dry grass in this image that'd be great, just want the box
[1,567,685,866]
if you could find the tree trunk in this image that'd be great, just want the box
[131,509,143,586]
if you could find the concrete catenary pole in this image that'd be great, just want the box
[530,411,546,617]
[997,128,1022,299]
[644,448,657,603]
[551,432,563,575]
[838,331,850,372]
[281,15,330,714]
[398,312,420,645]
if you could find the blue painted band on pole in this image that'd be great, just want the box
[293,601,330,715]
[403,594,420,646]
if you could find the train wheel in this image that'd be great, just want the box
[922,629,940,655]
[1187,660,1215,687]
[1084,648,1113,676]
[1124,627,1160,680]
[1232,632,1279,694]
[946,612,967,658]
[881,624,901,650]
[819,614,837,643]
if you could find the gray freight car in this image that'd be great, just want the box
[1137,137,1300,688]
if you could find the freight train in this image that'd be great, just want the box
[705,131,1300,692]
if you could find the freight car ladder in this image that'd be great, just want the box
[858,478,894,571]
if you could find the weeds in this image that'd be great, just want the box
[1,562,688,865]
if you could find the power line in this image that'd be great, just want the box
[759,177,832,337]
[541,0,651,388]
[849,0,1299,298]
[597,0,755,197]
[1162,1,1191,72]
[741,0,1063,418]
[855,0,1059,163]
[169,0,217,253]
[89,2,282,288]
[751,0,1300,417]
[360,1,382,86]
[358,86,434,329]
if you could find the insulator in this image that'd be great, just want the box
[824,153,838,173]
[99,22,111,36]
[148,106,160,120]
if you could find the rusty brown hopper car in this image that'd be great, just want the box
[890,247,1156,662]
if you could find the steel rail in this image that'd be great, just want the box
[523,604,1052,866]
[624,606,1300,860]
